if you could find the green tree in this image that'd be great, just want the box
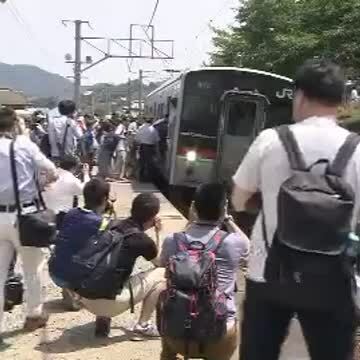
[210,0,360,77]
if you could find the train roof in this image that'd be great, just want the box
[147,67,293,98]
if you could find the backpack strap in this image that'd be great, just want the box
[276,125,307,171]
[206,229,228,253]
[328,133,360,177]
[174,232,189,252]
[99,217,112,231]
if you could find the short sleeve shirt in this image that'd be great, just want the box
[43,168,83,213]
[233,116,360,282]
[111,218,158,280]
[160,223,250,320]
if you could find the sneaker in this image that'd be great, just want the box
[132,323,160,338]
[23,313,49,332]
[95,317,111,338]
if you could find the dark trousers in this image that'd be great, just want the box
[139,144,156,182]
[240,280,356,360]
[8,253,16,278]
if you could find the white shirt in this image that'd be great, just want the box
[128,121,138,135]
[115,123,127,151]
[135,123,160,145]
[43,168,83,213]
[351,89,359,102]
[233,117,360,282]
[0,135,57,204]
[48,111,83,157]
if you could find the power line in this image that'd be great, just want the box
[6,0,53,59]
[184,0,235,65]
[127,0,161,76]
[147,0,160,29]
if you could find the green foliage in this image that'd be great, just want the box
[210,0,360,77]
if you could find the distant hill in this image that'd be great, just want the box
[0,62,73,99]
[0,62,165,113]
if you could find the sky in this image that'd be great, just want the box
[0,0,238,85]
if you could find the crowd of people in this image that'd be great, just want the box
[23,101,167,184]
[0,58,360,360]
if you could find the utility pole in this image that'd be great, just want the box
[106,85,112,115]
[63,22,174,112]
[127,78,132,112]
[62,19,92,109]
[74,20,82,109]
[138,69,143,116]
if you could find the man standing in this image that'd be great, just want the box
[233,60,360,359]
[125,117,139,179]
[114,118,127,180]
[0,107,57,345]
[135,118,160,182]
[48,100,83,161]
[153,115,169,167]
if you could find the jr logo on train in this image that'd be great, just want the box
[145,67,293,189]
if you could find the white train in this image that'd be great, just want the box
[145,67,293,189]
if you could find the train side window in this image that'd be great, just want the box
[227,101,257,136]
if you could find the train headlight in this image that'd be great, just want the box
[186,150,197,162]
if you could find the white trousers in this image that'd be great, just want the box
[0,213,46,334]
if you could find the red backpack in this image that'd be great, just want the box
[157,229,228,356]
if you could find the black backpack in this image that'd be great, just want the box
[263,125,360,309]
[66,218,139,301]
[39,133,51,158]
[102,133,120,153]
[157,230,228,356]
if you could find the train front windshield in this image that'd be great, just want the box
[180,70,293,137]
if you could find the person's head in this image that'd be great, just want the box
[84,114,96,129]
[293,59,345,122]
[59,154,80,173]
[0,107,17,133]
[102,121,115,133]
[193,183,226,222]
[83,178,110,213]
[58,100,77,118]
[145,117,153,124]
[130,193,160,230]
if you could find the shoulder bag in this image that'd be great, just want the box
[9,139,57,247]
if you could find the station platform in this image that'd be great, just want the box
[1,181,308,360]
[111,181,187,245]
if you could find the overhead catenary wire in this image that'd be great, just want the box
[147,0,160,29]
[6,0,53,60]
[184,0,235,66]
[125,0,160,75]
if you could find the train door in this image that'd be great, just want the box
[165,96,178,178]
[216,90,269,182]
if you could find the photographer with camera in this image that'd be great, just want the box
[159,183,250,360]
[49,181,165,339]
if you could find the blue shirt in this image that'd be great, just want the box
[51,208,102,282]
[160,222,249,320]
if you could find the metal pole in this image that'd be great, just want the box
[74,20,82,109]
[138,69,143,116]
[91,93,95,116]
[106,85,112,115]
[127,78,132,112]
